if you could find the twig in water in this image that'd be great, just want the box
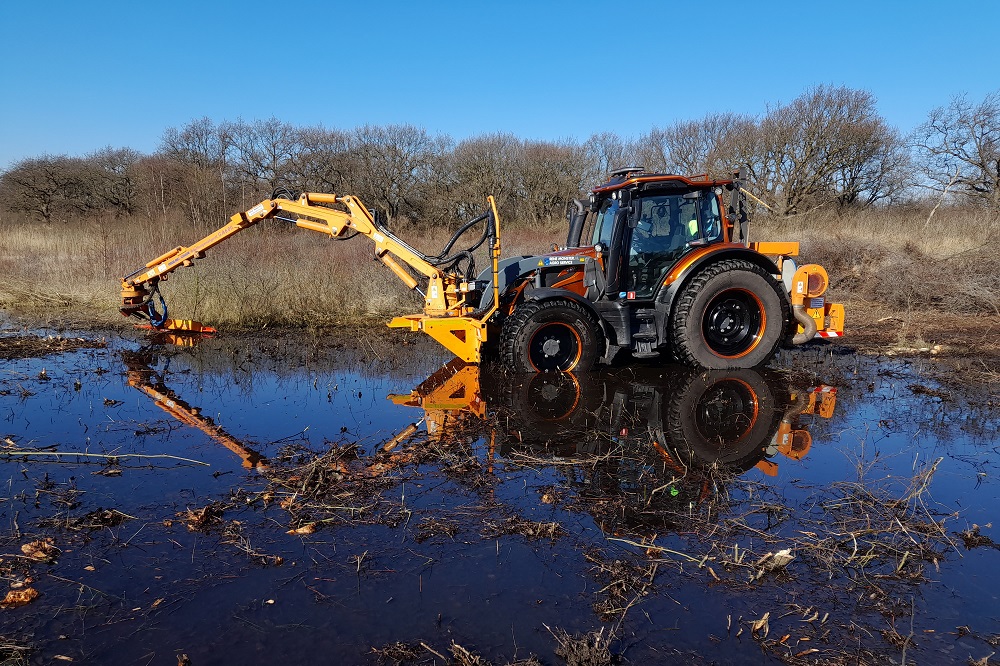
[2,450,210,466]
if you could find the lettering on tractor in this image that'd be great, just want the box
[120,170,845,371]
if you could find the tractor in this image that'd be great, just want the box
[120,169,843,371]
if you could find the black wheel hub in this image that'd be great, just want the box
[528,324,581,371]
[702,290,762,357]
[694,381,757,443]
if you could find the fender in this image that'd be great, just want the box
[523,287,604,319]
[478,251,594,309]
[656,245,784,318]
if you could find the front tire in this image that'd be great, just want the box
[671,259,788,369]
[500,299,603,372]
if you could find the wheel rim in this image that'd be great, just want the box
[524,372,582,420]
[701,289,765,358]
[693,379,759,445]
[528,323,583,371]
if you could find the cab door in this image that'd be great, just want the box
[626,191,721,299]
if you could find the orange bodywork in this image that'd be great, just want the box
[123,354,266,470]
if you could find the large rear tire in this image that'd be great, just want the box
[500,299,603,372]
[661,369,780,470]
[671,259,788,369]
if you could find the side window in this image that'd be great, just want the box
[677,198,700,241]
[701,194,722,240]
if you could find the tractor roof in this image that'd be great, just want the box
[593,169,735,195]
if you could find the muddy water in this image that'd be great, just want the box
[1,327,998,665]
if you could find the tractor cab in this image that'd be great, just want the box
[567,168,738,302]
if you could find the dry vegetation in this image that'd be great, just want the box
[758,206,1000,366]
[761,205,1000,316]
[3,203,998,358]
[0,210,563,329]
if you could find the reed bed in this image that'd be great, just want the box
[0,212,561,328]
[2,206,998,328]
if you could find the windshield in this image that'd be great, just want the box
[590,197,618,247]
[627,191,719,298]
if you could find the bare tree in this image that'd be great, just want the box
[158,118,233,225]
[290,126,355,194]
[582,132,635,183]
[746,85,901,215]
[86,146,142,215]
[636,113,755,179]
[0,155,94,222]
[832,123,911,208]
[350,124,452,223]
[225,117,302,203]
[160,117,229,169]
[913,92,1000,208]
[450,133,523,218]
[519,139,589,225]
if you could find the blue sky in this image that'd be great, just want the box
[1,0,996,169]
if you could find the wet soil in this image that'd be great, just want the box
[847,308,1000,381]
[0,316,999,665]
[0,334,107,360]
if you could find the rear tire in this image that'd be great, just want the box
[500,299,603,372]
[662,369,779,469]
[671,259,788,369]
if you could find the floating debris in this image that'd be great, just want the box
[0,335,106,360]
[959,524,1000,551]
[179,504,225,531]
[1,587,40,608]
[20,539,59,563]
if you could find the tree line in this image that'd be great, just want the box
[2,85,998,227]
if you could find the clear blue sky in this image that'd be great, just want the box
[1,0,996,169]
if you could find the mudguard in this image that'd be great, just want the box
[476,255,536,309]
[656,246,783,317]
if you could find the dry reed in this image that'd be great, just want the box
[0,211,560,328]
[2,205,997,328]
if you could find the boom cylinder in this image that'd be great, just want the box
[378,252,419,290]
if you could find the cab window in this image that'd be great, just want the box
[702,193,722,240]
[590,198,618,247]
[626,194,699,298]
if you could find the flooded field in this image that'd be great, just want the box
[1,323,998,665]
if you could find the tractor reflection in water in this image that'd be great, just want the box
[122,349,835,538]
[389,360,836,534]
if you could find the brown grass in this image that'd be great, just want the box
[2,205,998,331]
[756,206,1000,316]
[0,212,562,328]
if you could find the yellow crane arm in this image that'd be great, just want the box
[120,192,502,363]
[122,193,442,298]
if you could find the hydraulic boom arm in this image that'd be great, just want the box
[121,193,502,362]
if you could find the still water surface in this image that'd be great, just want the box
[1,329,998,664]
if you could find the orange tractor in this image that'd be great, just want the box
[121,170,843,371]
